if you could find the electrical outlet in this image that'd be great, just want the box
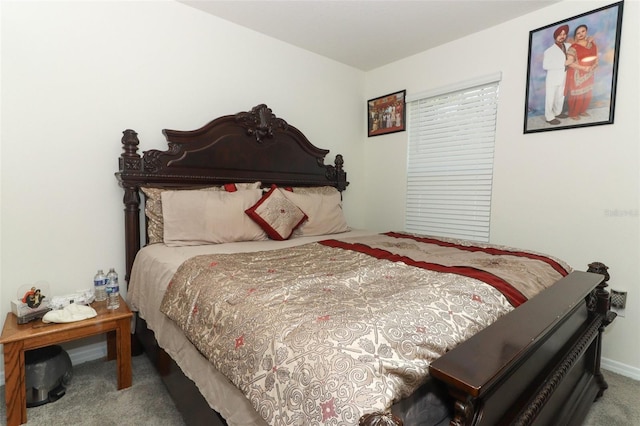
[611,289,627,318]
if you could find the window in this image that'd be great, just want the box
[405,74,501,242]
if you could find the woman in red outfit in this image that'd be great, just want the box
[565,24,598,120]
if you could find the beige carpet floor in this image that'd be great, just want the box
[0,355,185,426]
[583,370,640,425]
[1,355,637,425]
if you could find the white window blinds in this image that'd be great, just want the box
[406,76,500,242]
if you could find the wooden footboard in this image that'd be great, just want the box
[426,268,615,426]
[360,266,615,426]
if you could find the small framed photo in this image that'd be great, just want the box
[523,1,624,133]
[368,90,406,137]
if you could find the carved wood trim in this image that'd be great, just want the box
[512,315,603,425]
[235,103,288,143]
[358,411,403,426]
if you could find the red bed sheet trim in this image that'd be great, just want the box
[320,235,543,307]
[384,232,570,277]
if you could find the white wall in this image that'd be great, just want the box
[364,0,640,377]
[2,0,638,386]
[0,0,365,381]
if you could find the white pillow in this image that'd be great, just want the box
[281,187,349,237]
[141,182,261,244]
[161,189,267,246]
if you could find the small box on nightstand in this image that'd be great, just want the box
[10,299,51,324]
[10,282,52,324]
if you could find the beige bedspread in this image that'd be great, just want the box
[129,230,376,425]
[159,232,570,425]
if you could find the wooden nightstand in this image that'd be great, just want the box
[0,295,133,426]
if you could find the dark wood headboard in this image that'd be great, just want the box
[115,104,349,283]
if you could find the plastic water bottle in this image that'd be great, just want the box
[106,268,120,310]
[93,269,107,302]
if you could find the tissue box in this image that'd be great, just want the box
[11,299,51,324]
[12,281,52,323]
[11,299,50,317]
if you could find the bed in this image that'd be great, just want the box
[116,104,616,426]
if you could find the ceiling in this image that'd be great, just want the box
[178,0,560,71]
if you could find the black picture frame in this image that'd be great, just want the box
[367,90,406,137]
[523,1,624,133]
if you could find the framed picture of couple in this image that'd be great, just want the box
[523,1,624,134]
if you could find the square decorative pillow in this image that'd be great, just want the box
[141,182,261,244]
[160,187,267,246]
[245,187,307,240]
[281,187,349,237]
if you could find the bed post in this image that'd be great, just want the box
[330,154,348,192]
[586,262,617,397]
[117,129,142,284]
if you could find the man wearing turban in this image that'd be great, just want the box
[542,24,572,125]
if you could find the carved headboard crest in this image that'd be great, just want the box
[236,104,288,143]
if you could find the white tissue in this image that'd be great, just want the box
[42,303,98,323]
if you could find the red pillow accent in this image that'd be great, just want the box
[224,183,238,192]
[245,187,307,240]
[269,183,293,192]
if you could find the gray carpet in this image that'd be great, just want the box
[0,355,185,426]
[583,370,640,425]
[1,355,637,425]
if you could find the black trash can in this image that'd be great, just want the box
[25,345,72,407]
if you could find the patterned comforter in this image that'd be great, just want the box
[160,232,570,425]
